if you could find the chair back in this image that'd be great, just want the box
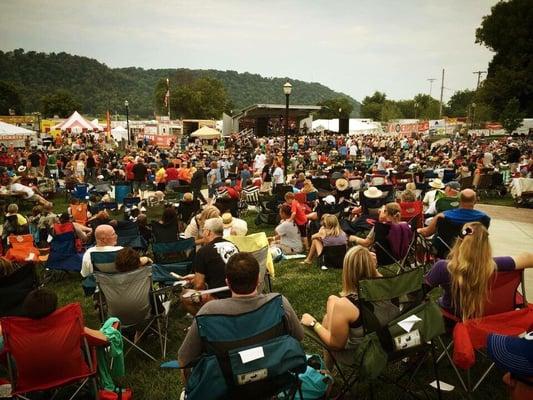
[434,218,463,259]
[5,234,40,263]
[123,196,141,209]
[399,201,423,229]
[243,186,261,206]
[294,192,307,204]
[94,266,152,326]
[0,303,93,394]
[90,250,119,273]
[177,199,201,224]
[306,191,318,202]
[46,224,83,271]
[152,237,196,275]
[70,203,88,225]
[435,196,460,213]
[72,184,89,200]
[374,223,413,266]
[484,270,525,316]
[115,220,144,249]
[320,244,347,269]
[151,221,179,243]
[311,178,331,192]
[114,182,132,204]
[460,175,474,190]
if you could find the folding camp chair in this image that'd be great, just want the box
[460,175,474,190]
[311,178,331,193]
[46,223,84,273]
[436,270,532,394]
[151,220,179,243]
[4,234,40,264]
[215,197,240,217]
[94,266,171,360]
[152,237,196,277]
[70,202,88,225]
[0,303,99,400]
[114,220,146,251]
[113,182,132,205]
[399,201,424,230]
[373,222,416,274]
[432,218,463,259]
[435,196,459,213]
[227,232,275,293]
[317,244,347,270]
[183,294,307,400]
[176,199,201,227]
[305,268,445,399]
[123,196,141,210]
[0,263,38,317]
[71,183,89,201]
[475,174,493,199]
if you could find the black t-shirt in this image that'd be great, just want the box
[262,164,272,182]
[86,156,96,168]
[132,163,148,181]
[29,152,41,167]
[193,237,239,299]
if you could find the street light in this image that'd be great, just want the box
[124,100,130,146]
[414,102,419,119]
[471,102,476,128]
[283,82,292,180]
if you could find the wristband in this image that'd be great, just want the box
[313,322,322,332]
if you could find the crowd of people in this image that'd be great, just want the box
[0,128,532,398]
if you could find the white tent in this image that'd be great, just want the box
[190,126,221,140]
[312,119,383,135]
[111,126,128,141]
[0,121,36,147]
[54,111,102,132]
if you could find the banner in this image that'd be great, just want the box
[387,123,419,135]
[142,133,173,148]
[418,121,429,132]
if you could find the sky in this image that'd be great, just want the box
[0,0,498,102]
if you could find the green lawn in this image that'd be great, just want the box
[4,196,512,399]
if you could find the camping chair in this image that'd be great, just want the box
[70,183,89,201]
[4,234,40,264]
[227,232,275,293]
[70,202,89,225]
[475,174,493,199]
[305,268,445,399]
[94,266,171,360]
[46,223,84,273]
[0,263,38,317]
[460,175,474,190]
[294,192,307,204]
[183,294,307,400]
[306,191,318,202]
[436,270,532,394]
[373,222,416,275]
[435,196,460,213]
[0,303,99,399]
[399,201,424,230]
[215,197,240,217]
[442,169,455,184]
[114,220,146,251]
[123,196,141,210]
[152,237,196,277]
[317,244,347,270]
[243,185,261,208]
[113,182,132,205]
[311,178,331,193]
[432,218,464,259]
[151,220,179,243]
[176,199,201,227]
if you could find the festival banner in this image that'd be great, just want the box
[142,133,173,148]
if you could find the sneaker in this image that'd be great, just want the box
[321,265,328,271]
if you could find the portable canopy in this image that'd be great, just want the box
[53,111,102,132]
[190,126,221,140]
[312,119,383,134]
[0,121,36,147]
[111,126,128,141]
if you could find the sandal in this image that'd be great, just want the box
[299,259,313,265]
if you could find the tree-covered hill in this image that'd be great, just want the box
[0,49,360,118]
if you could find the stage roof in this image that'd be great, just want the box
[234,104,322,119]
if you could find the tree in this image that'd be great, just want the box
[447,90,475,117]
[475,0,533,117]
[361,91,387,120]
[315,97,354,119]
[380,101,403,122]
[41,90,81,117]
[500,98,523,134]
[0,81,23,115]
[413,94,441,119]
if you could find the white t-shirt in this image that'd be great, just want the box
[275,220,303,252]
[377,156,386,171]
[10,183,35,199]
[254,154,266,171]
[81,245,123,277]
[272,167,284,184]
[349,145,358,156]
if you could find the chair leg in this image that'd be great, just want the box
[66,378,89,400]
[430,340,443,400]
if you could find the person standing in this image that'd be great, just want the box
[190,165,207,205]
[132,158,148,196]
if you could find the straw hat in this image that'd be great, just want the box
[335,178,349,191]
[429,178,444,189]
[364,186,383,199]
[17,166,26,173]
[222,213,233,228]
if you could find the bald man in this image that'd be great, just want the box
[418,189,491,237]
[80,224,123,277]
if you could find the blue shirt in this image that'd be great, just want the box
[443,208,491,227]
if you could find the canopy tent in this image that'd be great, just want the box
[53,111,103,132]
[111,126,128,141]
[190,126,221,140]
[0,121,36,147]
[312,119,383,135]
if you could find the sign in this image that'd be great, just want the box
[418,121,429,132]
[387,123,419,135]
[485,122,503,130]
[142,133,174,148]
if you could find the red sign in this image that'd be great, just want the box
[485,122,503,130]
[142,134,174,148]
[418,121,429,132]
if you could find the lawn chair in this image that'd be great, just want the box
[183,294,306,400]
[71,183,89,201]
[123,196,141,210]
[4,234,40,264]
[373,222,416,274]
[176,199,201,227]
[0,263,38,317]
[435,196,460,213]
[227,232,274,293]
[460,175,474,190]
[94,266,171,360]
[152,237,196,277]
[151,220,179,243]
[306,268,445,399]
[70,202,89,225]
[437,270,533,394]
[115,220,146,251]
[432,218,464,259]
[46,223,84,273]
[0,303,99,399]
[113,182,132,205]
[317,244,347,270]
[399,200,424,229]
[475,174,493,199]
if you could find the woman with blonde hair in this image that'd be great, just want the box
[425,221,533,321]
[301,179,318,194]
[301,214,347,265]
[183,205,221,247]
[301,246,398,367]
[349,202,403,247]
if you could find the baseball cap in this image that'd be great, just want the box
[487,332,533,377]
[445,181,461,191]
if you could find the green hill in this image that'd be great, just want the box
[0,49,360,118]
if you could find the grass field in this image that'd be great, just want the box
[3,194,515,399]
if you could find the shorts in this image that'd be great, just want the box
[297,223,307,237]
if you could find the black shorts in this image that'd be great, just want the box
[297,223,307,237]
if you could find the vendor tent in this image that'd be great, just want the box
[111,126,128,141]
[53,111,102,132]
[190,126,221,140]
[312,119,383,135]
[0,121,36,147]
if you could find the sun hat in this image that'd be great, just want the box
[429,178,445,189]
[335,178,349,191]
[487,332,533,377]
[222,213,233,228]
[323,195,336,205]
[364,186,383,199]
[17,166,26,173]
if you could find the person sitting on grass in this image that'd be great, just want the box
[9,176,52,208]
[301,214,347,265]
[268,204,303,255]
[301,246,399,369]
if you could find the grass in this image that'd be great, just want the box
[3,195,514,399]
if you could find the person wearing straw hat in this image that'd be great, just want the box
[221,212,248,237]
[422,178,444,207]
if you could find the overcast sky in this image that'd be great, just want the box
[0,0,498,102]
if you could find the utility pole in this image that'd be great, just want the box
[427,78,436,97]
[439,69,445,118]
[473,70,487,89]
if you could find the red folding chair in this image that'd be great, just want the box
[437,270,533,393]
[0,303,99,399]
[399,200,424,229]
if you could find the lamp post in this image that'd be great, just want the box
[124,100,130,146]
[283,82,292,180]
[471,103,476,129]
[414,102,419,119]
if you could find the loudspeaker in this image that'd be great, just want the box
[339,118,349,134]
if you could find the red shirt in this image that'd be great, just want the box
[165,167,179,181]
[290,199,307,226]
[125,161,134,181]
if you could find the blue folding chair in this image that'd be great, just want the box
[71,183,89,200]
[152,237,195,276]
[46,225,83,272]
[115,220,146,251]
[114,182,132,204]
[185,295,306,400]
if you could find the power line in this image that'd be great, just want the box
[427,78,436,97]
